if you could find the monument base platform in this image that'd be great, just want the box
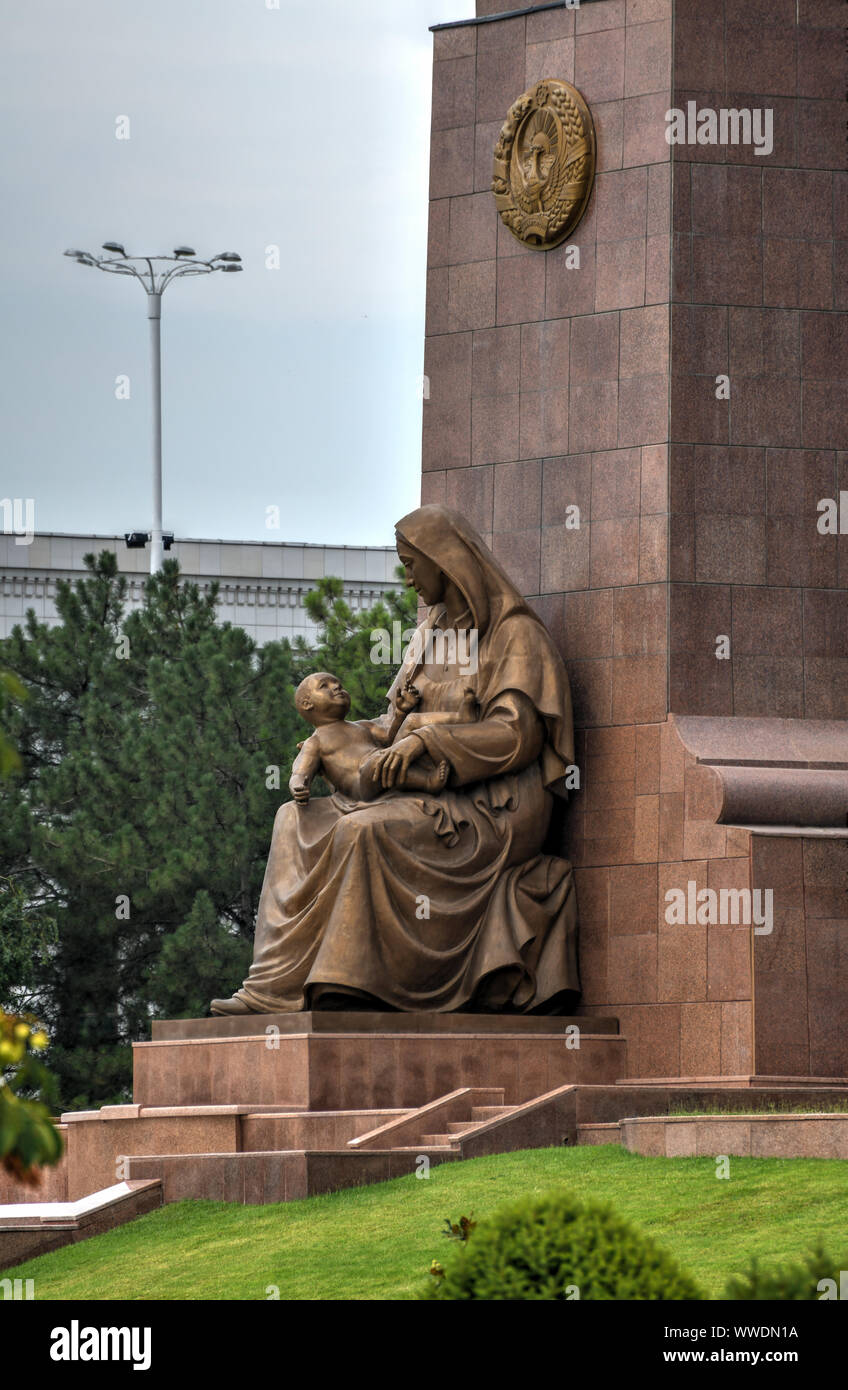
[136,1014,624,1110]
[137,1014,624,1110]
[151,1011,617,1040]
[4,1014,848,1270]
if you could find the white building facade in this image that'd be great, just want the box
[0,533,401,646]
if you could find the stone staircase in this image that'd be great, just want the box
[347,1087,511,1152]
[348,1083,578,1157]
[421,1102,518,1149]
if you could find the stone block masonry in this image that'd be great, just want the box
[424,0,848,1079]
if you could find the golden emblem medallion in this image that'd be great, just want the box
[492,78,596,250]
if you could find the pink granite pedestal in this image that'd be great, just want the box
[137,1012,624,1109]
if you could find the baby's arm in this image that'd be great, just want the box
[364,678,421,747]
[353,717,395,750]
[289,734,323,804]
[396,686,478,740]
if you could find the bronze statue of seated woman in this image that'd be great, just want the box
[211,504,579,1017]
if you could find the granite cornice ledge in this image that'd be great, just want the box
[673,714,848,830]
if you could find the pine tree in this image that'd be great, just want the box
[145,889,252,1019]
[296,570,417,719]
[0,554,414,1108]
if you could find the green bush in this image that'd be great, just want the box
[725,1244,848,1300]
[0,1009,63,1184]
[420,1190,704,1300]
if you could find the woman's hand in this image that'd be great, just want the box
[370,734,425,788]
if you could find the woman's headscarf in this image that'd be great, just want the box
[394,504,574,791]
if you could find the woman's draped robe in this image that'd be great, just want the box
[234,647,579,1014]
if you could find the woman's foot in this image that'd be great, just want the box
[210,995,254,1016]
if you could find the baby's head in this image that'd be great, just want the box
[295,671,351,726]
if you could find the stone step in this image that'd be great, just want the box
[419,1133,459,1148]
[577,1122,621,1146]
[346,1087,507,1152]
[471,1105,516,1121]
[615,1075,848,1089]
[576,1082,848,1127]
[434,1084,580,1159]
[623,1113,848,1159]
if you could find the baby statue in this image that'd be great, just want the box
[288,671,477,805]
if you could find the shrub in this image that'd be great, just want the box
[0,1008,63,1184]
[420,1189,704,1300]
[725,1244,848,1300]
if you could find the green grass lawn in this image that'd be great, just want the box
[4,1145,847,1300]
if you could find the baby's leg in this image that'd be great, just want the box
[357,745,449,797]
[354,747,386,801]
[401,760,450,793]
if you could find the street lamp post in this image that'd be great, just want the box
[63,242,242,574]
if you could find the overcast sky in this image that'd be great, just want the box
[0,0,475,548]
